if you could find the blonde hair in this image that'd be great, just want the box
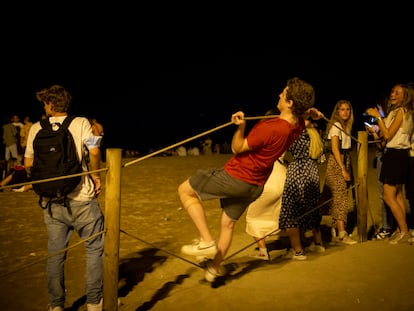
[307,126,324,159]
[325,99,354,137]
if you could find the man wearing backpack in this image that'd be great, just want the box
[24,85,104,311]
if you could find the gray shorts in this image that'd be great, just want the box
[189,167,264,221]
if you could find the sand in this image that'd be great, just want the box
[0,150,413,311]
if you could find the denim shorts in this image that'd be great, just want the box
[189,167,263,220]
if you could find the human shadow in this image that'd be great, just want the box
[205,226,346,289]
[65,247,168,310]
[118,248,168,297]
[135,273,190,311]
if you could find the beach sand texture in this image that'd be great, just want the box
[1,149,413,311]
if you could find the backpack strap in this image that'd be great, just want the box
[40,115,76,130]
[40,117,53,130]
[39,196,72,217]
[60,115,76,130]
[38,195,49,209]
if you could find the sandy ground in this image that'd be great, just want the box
[1,150,414,311]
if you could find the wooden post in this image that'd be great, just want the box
[357,131,368,242]
[103,149,122,310]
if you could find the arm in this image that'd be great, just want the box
[303,107,325,121]
[88,146,102,196]
[230,111,250,154]
[331,135,351,181]
[303,107,324,129]
[365,124,385,150]
[83,118,103,196]
[366,107,404,141]
[24,157,33,177]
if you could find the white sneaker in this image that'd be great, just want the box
[283,248,307,260]
[305,242,326,253]
[250,249,270,261]
[389,231,411,245]
[181,238,217,257]
[338,233,357,245]
[12,186,25,192]
[205,261,226,282]
[409,229,414,244]
[87,298,103,311]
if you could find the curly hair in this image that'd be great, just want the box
[286,77,315,117]
[36,85,72,113]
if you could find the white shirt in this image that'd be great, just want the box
[328,121,351,149]
[384,108,413,149]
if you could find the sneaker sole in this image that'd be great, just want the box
[249,254,270,261]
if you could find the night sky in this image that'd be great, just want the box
[3,45,414,153]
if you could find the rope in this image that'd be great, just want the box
[116,180,360,266]
[123,121,233,167]
[0,114,272,276]
[321,115,361,145]
[123,115,276,168]
[223,182,360,261]
[224,114,361,261]
[120,230,202,268]
[0,168,107,192]
[0,230,105,279]
[0,113,370,276]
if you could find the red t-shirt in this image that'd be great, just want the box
[224,116,304,186]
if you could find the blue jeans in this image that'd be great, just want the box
[44,198,104,308]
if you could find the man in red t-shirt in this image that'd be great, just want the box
[178,77,323,282]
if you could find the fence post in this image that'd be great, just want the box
[357,131,368,242]
[103,148,122,310]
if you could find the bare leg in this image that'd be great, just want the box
[337,219,346,233]
[285,227,302,253]
[211,211,236,271]
[255,237,267,249]
[0,174,13,187]
[384,184,408,233]
[312,228,323,245]
[178,179,214,242]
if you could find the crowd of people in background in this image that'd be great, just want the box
[1,78,414,300]
[243,83,414,267]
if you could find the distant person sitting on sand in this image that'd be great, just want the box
[202,137,213,155]
[176,145,187,157]
[0,157,31,192]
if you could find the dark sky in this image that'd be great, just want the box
[3,45,414,153]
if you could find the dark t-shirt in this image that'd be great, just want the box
[7,165,29,187]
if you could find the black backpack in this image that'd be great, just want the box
[31,116,83,209]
